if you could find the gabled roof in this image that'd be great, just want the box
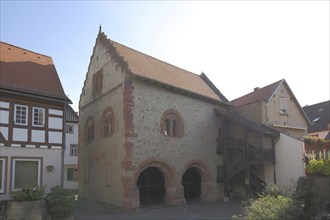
[303,100,330,133]
[96,31,229,105]
[66,105,79,123]
[231,79,310,124]
[0,41,70,103]
[231,79,283,107]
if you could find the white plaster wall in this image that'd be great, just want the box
[31,130,45,142]
[0,110,9,124]
[48,117,63,129]
[275,133,304,185]
[49,131,62,144]
[64,122,78,165]
[12,128,28,142]
[49,109,63,116]
[0,147,62,200]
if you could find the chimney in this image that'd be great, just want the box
[254,87,260,91]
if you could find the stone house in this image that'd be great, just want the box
[231,79,310,140]
[0,42,71,200]
[79,29,289,209]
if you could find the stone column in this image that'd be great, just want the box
[165,184,186,205]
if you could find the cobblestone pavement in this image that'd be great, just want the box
[74,199,244,220]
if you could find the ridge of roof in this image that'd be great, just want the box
[231,79,283,107]
[96,31,229,104]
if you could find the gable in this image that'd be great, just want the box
[268,80,310,125]
[94,31,229,105]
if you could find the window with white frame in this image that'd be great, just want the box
[14,105,28,125]
[66,125,74,133]
[67,168,78,181]
[12,159,41,189]
[70,145,78,156]
[0,159,5,193]
[33,107,45,127]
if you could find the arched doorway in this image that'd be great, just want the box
[182,167,201,202]
[137,167,165,205]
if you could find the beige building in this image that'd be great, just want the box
[231,79,310,140]
[79,29,288,209]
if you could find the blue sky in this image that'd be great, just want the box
[1,1,329,111]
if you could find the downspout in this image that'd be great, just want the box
[61,102,68,188]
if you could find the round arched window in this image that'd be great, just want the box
[85,116,95,142]
[160,109,184,137]
[101,107,115,137]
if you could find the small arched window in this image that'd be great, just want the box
[161,109,184,137]
[85,116,95,142]
[101,107,115,137]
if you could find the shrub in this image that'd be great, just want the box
[232,195,301,220]
[305,158,330,177]
[232,184,303,220]
[45,186,76,219]
[10,186,45,201]
[261,183,295,198]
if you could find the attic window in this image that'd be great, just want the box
[279,97,288,115]
[312,117,321,124]
[85,117,95,142]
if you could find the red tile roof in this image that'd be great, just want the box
[0,42,70,102]
[98,32,229,104]
[231,79,284,107]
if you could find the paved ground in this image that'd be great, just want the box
[74,199,244,220]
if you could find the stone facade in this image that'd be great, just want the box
[79,31,229,210]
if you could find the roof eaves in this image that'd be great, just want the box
[0,87,72,104]
[200,72,230,104]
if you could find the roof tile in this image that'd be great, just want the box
[0,42,69,101]
[104,36,227,103]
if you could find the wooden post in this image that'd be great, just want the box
[244,125,251,198]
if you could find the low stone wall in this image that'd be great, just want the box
[296,176,330,201]
[4,199,49,220]
[313,176,330,201]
